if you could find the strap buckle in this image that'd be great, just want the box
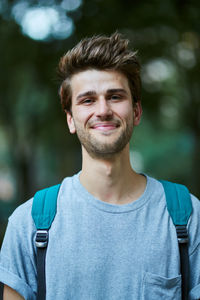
[176,225,189,244]
[35,230,48,248]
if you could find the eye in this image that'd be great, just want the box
[110,94,122,100]
[82,98,94,104]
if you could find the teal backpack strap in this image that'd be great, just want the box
[32,184,61,230]
[31,184,61,300]
[160,180,192,226]
[160,180,192,300]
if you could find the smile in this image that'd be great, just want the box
[91,123,119,131]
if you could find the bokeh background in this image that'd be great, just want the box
[0,0,200,246]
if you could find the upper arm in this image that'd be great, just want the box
[3,285,24,300]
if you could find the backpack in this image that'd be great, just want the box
[32,180,192,300]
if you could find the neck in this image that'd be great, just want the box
[80,145,146,204]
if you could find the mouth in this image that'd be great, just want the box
[90,122,120,131]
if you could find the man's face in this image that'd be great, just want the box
[66,69,142,158]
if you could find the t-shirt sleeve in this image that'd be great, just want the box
[188,195,200,300]
[0,199,37,300]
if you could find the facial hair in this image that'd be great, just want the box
[74,116,134,159]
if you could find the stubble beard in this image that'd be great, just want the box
[74,119,134,159]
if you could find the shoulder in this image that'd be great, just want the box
[190,193,200,212]
[147,176,200,253]
[8,197,34,229]
[8,173,79,228]
[147,175,200,210]
[188,193,200,254]
[190,192,200,223]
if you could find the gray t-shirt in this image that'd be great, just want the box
[0,173,200,300]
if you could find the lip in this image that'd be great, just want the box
[90,122,119,131]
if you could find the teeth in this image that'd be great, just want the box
[94,125,115,128]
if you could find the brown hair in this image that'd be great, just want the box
[58,32,141,112]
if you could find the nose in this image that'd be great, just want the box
[95,98,113,118]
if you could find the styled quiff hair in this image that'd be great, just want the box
[58,32,141,112]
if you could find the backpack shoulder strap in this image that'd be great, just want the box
[31,184,61,300]
[160,180,192,226]
[32,184,61,230]
[160,180,192,300]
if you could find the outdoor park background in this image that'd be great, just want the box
[0,0,200,246]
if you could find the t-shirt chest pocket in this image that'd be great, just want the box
[142,272,182,300]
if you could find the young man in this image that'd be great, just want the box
[0,33,200,300]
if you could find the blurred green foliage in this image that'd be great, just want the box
[0,0,200,246]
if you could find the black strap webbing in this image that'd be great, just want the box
[36,247,47,300]
[35,230,49,300]
[0,282,4,300]
[176,225,189,300]
[179,242,189,300]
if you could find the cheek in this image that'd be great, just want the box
[74,108,94,125]
[114,105,134,121]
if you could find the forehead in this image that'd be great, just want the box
[70,69,130,98]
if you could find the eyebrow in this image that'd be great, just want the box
[76,90,97,101]
[76,88,128,101]
[106,89,128,95]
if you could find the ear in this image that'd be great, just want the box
[133,101,142,126]
[66,111,76,134]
